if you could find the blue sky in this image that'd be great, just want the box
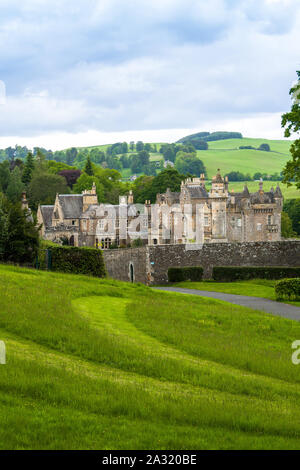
[0,0,299,149]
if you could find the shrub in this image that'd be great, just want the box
[132,238,144,247]
[275,278,300,301]
[212,266,300,282]
[258,143,270,152]
[168,266,203,282]
[44,245,106,278]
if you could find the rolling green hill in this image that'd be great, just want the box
[76,137,294,179]
[2,264,300,449]
[74,137,299,199]
[198,137,293,178]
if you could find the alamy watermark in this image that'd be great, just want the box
[0,80,6,105]
[0,341,6,365]
[291,341,300,365]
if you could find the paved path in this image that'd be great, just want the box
[152,287,300,321]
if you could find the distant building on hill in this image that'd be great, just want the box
[163,160,174,168]
[37,171,283,248]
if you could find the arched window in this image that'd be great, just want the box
[69,235,75,246]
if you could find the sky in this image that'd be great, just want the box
[0,0,299,150]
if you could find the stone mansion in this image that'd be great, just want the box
[37,171,283,248]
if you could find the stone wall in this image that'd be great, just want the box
[102,241,300,285]
[147,241,300,284]
[102,247,149,284]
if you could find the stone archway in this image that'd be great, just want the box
[69,235,75,246]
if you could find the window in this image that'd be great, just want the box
[204,217,209,226]
[142,218,148,229]
[72,220,76,226]
[237,219,242,227]
[257,223,262,231]
[99,219,105,230]
[268,215,272,225]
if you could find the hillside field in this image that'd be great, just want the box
[77,137,294,180]
[2,265,300,449]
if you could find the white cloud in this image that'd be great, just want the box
[0,0,299,147]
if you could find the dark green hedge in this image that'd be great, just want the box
[168,266,203,282]
[46,246,106,278]
[212,266,300,282]
[275,278,300,301]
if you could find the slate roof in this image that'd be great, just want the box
[250,191,276,204]
[59,195,83,219]
[156,190,180,204]
[185,186,209,199]
[40,205,54,228]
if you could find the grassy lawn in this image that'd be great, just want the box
[173,279,300,307]
[2,264,300,449]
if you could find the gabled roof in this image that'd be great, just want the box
[59,195,83,219]
[40,205,54,228]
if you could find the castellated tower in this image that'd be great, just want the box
[82,182,98,211]
[210,170,228,242]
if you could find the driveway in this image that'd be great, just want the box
[152,286,300,321]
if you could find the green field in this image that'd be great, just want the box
[2,264,300,449]
[196,137,293,179]
[75,138,298,195]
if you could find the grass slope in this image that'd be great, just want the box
[2,265,300,449]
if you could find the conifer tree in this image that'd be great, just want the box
[22,151,35,185]
[6,167,24,203]
[84,156,94,176]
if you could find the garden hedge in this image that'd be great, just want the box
[45,246,107,278]
[212,266,300,282]
[275,278,300,301]
[168,266,203,283]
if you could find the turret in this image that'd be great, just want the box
[21,192,29,211]
[128,190,134,205]
[242,185,250,198]
[274,184,283,198]
[211,169,227,197]
[224,176,229,191]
